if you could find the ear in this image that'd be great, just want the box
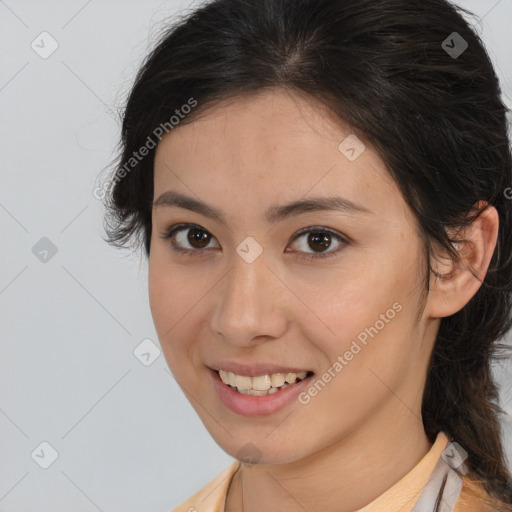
[425,201,499,319]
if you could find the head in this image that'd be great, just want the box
[102,0,512,506]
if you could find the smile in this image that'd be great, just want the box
[210,368,315,416]
[218,370,313,396]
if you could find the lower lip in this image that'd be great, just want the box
[209,368,314,417]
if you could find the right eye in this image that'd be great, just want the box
[159,223,220,256]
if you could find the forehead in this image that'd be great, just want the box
[156,88,361,169]
[152,88,407,224]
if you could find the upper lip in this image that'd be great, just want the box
[208,361,313,377]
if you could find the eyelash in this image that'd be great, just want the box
[158,223,349,261]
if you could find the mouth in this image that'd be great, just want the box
[216,369,314,396]
[209,367,315,416]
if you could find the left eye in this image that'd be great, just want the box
[159,223,348,260]
[287,227,347,260]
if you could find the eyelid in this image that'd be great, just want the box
[289,225,349,244]
[286,226,348,260]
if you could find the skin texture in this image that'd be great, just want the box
[148,87,499,512]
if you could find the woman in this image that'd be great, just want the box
[101,0,512,510]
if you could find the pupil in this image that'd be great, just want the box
[188,228,210,248]
[309,232,331,252]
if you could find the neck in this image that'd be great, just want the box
[225,411,432,512]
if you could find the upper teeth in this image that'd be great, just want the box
[219,370,309,390]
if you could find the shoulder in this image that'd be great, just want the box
[169,461,240,512]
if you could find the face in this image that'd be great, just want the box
[149,87,439,464]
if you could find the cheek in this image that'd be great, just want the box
[148,249,212,373]
[299,248,419,373]
[311,291,409,373]
[300,285,415,428]
[148,252,168,331]
[148,250,191,342]
[148,263,191,379]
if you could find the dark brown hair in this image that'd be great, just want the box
[101,0,512,508]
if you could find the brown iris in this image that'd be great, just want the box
[187,227,211,249]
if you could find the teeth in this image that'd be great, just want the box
[234,383,292,395]
[271,373,286,387]
[252,374,271,391]
[218,369,310,392]
[234,374,251,389]
[285,372,297,384]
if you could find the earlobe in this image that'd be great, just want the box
[426,202,499,319]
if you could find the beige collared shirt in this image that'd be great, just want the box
[170,431,492,512]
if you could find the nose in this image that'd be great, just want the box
[209,247,288,347]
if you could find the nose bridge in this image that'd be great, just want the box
[210,247,286,345]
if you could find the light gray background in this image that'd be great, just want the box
[0,1,511,511]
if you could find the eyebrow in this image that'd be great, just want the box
[153,190,373,224]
